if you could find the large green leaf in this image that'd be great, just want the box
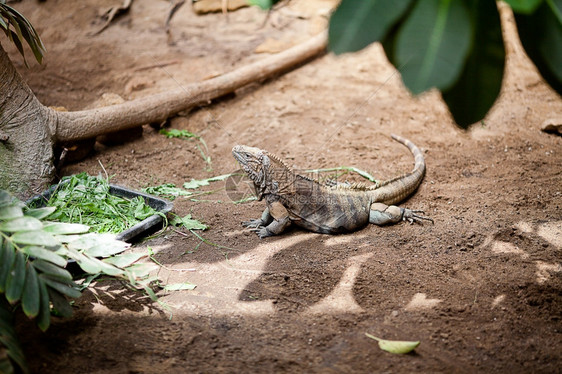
[504,0,544,13]
[46,288,73,318]
[515,0,562,95]
[0,205,23,221]
[442,0,505,128]
[21,246,67,267]
[39,275,81,299]
[0,191,11,205]
[103,252,146,268]
[31,260,72,281]
[126,263,158,279]
[11,230,58,247]
[21,264,39,318]
[23,207,56,220]
[329,0,413,54]
[66,249,102,274]
[95,259,125,277]
[392,0,473,94]
[0,299,27,374]
[36,278,51,331]
[0,239,15,293]
[5,251,25,304]
[0,217,42,232]
[42,222,90,235]
[69,249,124,277]
[66,233,130,257]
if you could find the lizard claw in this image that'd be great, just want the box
[242,219,264,228]
[249,226,272,238]
[403,209,434,224]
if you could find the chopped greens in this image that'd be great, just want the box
[142,174,233,201]
[142,183,192,200]
[170,214,208,230]
[159,128,212,171]
[41,173,160,234]
[163,282,197,291]
[183,173,232,189]
[158,128,198,139]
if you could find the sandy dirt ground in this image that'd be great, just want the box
[5,0,562,373]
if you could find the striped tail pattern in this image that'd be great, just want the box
[369,133,426,205]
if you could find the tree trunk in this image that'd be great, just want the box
[0,32,327,199]
[0,42,57,198]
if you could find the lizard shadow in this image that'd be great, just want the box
[238,233,370,313]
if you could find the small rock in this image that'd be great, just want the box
[541,118,562,135]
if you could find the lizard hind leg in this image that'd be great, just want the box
[369,202,433,226]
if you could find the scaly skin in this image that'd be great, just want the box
[232,134,432,238]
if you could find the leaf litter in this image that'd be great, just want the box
[365,333,420,354]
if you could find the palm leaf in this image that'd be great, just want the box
[0,299,28,374]
[0,3,46,65]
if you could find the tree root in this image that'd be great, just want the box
[54,31,328,142]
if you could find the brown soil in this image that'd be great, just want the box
[7,1,562,373]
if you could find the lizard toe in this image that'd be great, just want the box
[242,219,263,228]
[403,209,434,224]
[249,226,272,238]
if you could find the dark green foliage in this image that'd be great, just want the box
[0,2,45,66]
[4,251,25,304]
[0,298,27,374]
[515,0,562,94]
[442,0,505,127]
[0,189,155,373]
[391,0,472,94]
[504,0,544,13]
[328,0,561,128]
[329,0,413,54]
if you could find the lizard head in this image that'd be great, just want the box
[232,145,292,200]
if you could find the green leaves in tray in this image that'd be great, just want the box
[44,173,159,234]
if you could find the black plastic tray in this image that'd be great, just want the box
[27,183,173,242]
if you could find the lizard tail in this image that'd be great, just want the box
[369,134,426,205]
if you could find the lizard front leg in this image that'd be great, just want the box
[249,201,291,238]
[369,202,433,225]
[242,207,273,228]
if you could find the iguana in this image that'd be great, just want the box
[232,134,432,238]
